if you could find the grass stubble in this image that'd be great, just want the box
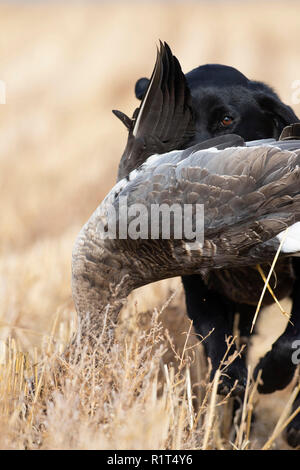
[0,286,299,450]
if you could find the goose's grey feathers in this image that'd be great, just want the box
[109,141,300,269]
[117,42,194,180]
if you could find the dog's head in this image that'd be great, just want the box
[135,64,299,143]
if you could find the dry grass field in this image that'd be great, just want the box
[1,0,300,450]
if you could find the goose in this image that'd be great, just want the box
[72,42,300,446]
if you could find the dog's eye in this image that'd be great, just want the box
[220,116,233,127]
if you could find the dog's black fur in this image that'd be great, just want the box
[134,63,300,447]
[135,64,298,143]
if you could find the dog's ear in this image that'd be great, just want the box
[135,77,150,100]
[253,91,299,136]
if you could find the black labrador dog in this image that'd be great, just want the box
[134,63,300,446]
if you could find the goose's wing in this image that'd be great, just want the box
[116,42,195,180]
[116,141,300,270]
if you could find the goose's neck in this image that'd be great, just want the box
[71,217,136,348]
[71,190,211,348]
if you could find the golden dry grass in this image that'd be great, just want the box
[1,1,300,450]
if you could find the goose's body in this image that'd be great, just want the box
[72,133,300,341]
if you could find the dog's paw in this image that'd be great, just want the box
[254,341,297,394]
[286,408,300,448]
[286,424,300,448]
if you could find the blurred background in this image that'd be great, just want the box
[0,1,299,444]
